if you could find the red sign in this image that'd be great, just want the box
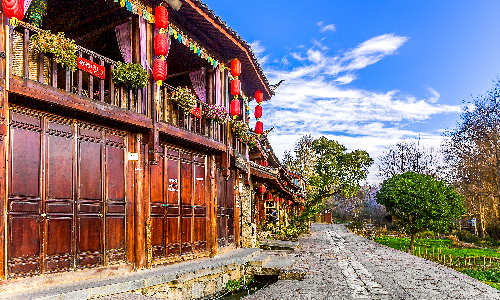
[192,107,201,118]
[77,57,105,80]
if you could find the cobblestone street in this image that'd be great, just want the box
[244,224,500,300]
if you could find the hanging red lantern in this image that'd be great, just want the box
[153,59,167,85]
[231,78,241,96]
[258,185,266,194]
[280,198,284,203]
[255,90,263,104]
[254,105,262,120]
[3,0,21,21]
[274,196,279,202]
[262,161,268,167]
[266,193,273,200]
[231,58,241,78]
[15,0,24,21]
[155,5,169,30]
[255,121,263,135]
[287,200,293,206]
[230,99,240,119]
[300,206,304,211]
[154,33,169,57]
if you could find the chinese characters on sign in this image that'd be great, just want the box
[77,57,105,80]
[168,178,178,192]
[191,107,201,118]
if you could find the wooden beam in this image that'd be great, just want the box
[157,121,226,152]
[9,77,153,129]
[209,155,217,256]
[134,135,146,269]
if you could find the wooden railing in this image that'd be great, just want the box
[158,85,226,144]
[11,22,148,116]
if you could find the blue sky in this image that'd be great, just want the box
[202,0,500,182]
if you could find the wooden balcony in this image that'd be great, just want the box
[9,22,149,121]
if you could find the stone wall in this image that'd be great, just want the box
[239,183,257,248]
[134,264,244,300]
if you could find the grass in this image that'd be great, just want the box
[375,236,500,258]
[374,235,500,291]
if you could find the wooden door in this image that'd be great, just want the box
[216,165,235,249]
[7,108,127,278]
[8,112,43,277]
[149,146,207,261]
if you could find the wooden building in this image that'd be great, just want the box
[249,130,306,229]
[0,0,276,285]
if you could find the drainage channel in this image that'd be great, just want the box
[199,275,279,300]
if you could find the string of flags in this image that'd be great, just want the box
[113,0,155,23]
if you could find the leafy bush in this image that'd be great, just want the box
[171,87,197,112]
[31,30,77,71]
[463,269,500,283]
[112,62,148,88]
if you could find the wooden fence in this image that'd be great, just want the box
[402,246,500,269]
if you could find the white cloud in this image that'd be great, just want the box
[312,38,329,50]
[317,21,336,33]
[249,40,269,65]
[250,33,457,183]
[427,87,441,103]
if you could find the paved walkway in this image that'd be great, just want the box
[244,223,500,300]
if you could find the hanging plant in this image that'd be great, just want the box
[171,87,197,112]
[231,120,256,149]
[30,30,77,71]
[204,104,229,124]
[112,62,148,88]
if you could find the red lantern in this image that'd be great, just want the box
[153,59,167,84]
[254,105,262,119]
[287,200,293,206]
[266,193,273,200]
[274,196,279,202]
[231,58,241,78]
[230,99,240,118]
[255,121,263,135]
[255,90,263,103]
[155,5,169,29]
[154,33,169,57]
[300,206,304,211]
[231,79,241,96]
[3,0,21,20]
[258,185,266,194]
[280,198,284,203]
[15,0,24,21]
[262,161,268,167]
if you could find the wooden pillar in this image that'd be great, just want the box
[131,15,140,64]
[134,134,146,269]
[126,134,136,264]
[209,155,218,256]
[0,17,8,280]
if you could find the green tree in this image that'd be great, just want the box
[283,135,318,194]
[376,171,467,252]
[307,137,373,212]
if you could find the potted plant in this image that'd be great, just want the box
[30,30,77,71]
[204,104,229,124]
[231,120,257,149]
[112,62,148,89]
[171,86,197,113]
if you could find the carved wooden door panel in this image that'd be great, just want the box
[45,119,74,274]
[226,174,235,245]
[77,126,103,268]
[193,156,206,252]
[165,147,181,257]
[105,132,126,264]
[180,151,193,254]
[8,112,43,278]
[150,147,166,259]
[216,164,227,248]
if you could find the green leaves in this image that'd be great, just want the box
[376,171,467,236]
[30,30,77,71]
[112,62,149,89]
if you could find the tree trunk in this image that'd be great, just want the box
[408,233,416,253]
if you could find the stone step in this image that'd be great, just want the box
[246,254,271,267]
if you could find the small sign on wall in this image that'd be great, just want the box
[128,152,139,161]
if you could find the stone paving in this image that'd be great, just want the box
[244,223,500,300]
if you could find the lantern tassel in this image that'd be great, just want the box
[9,17,19,27]
[157,80,163,86]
